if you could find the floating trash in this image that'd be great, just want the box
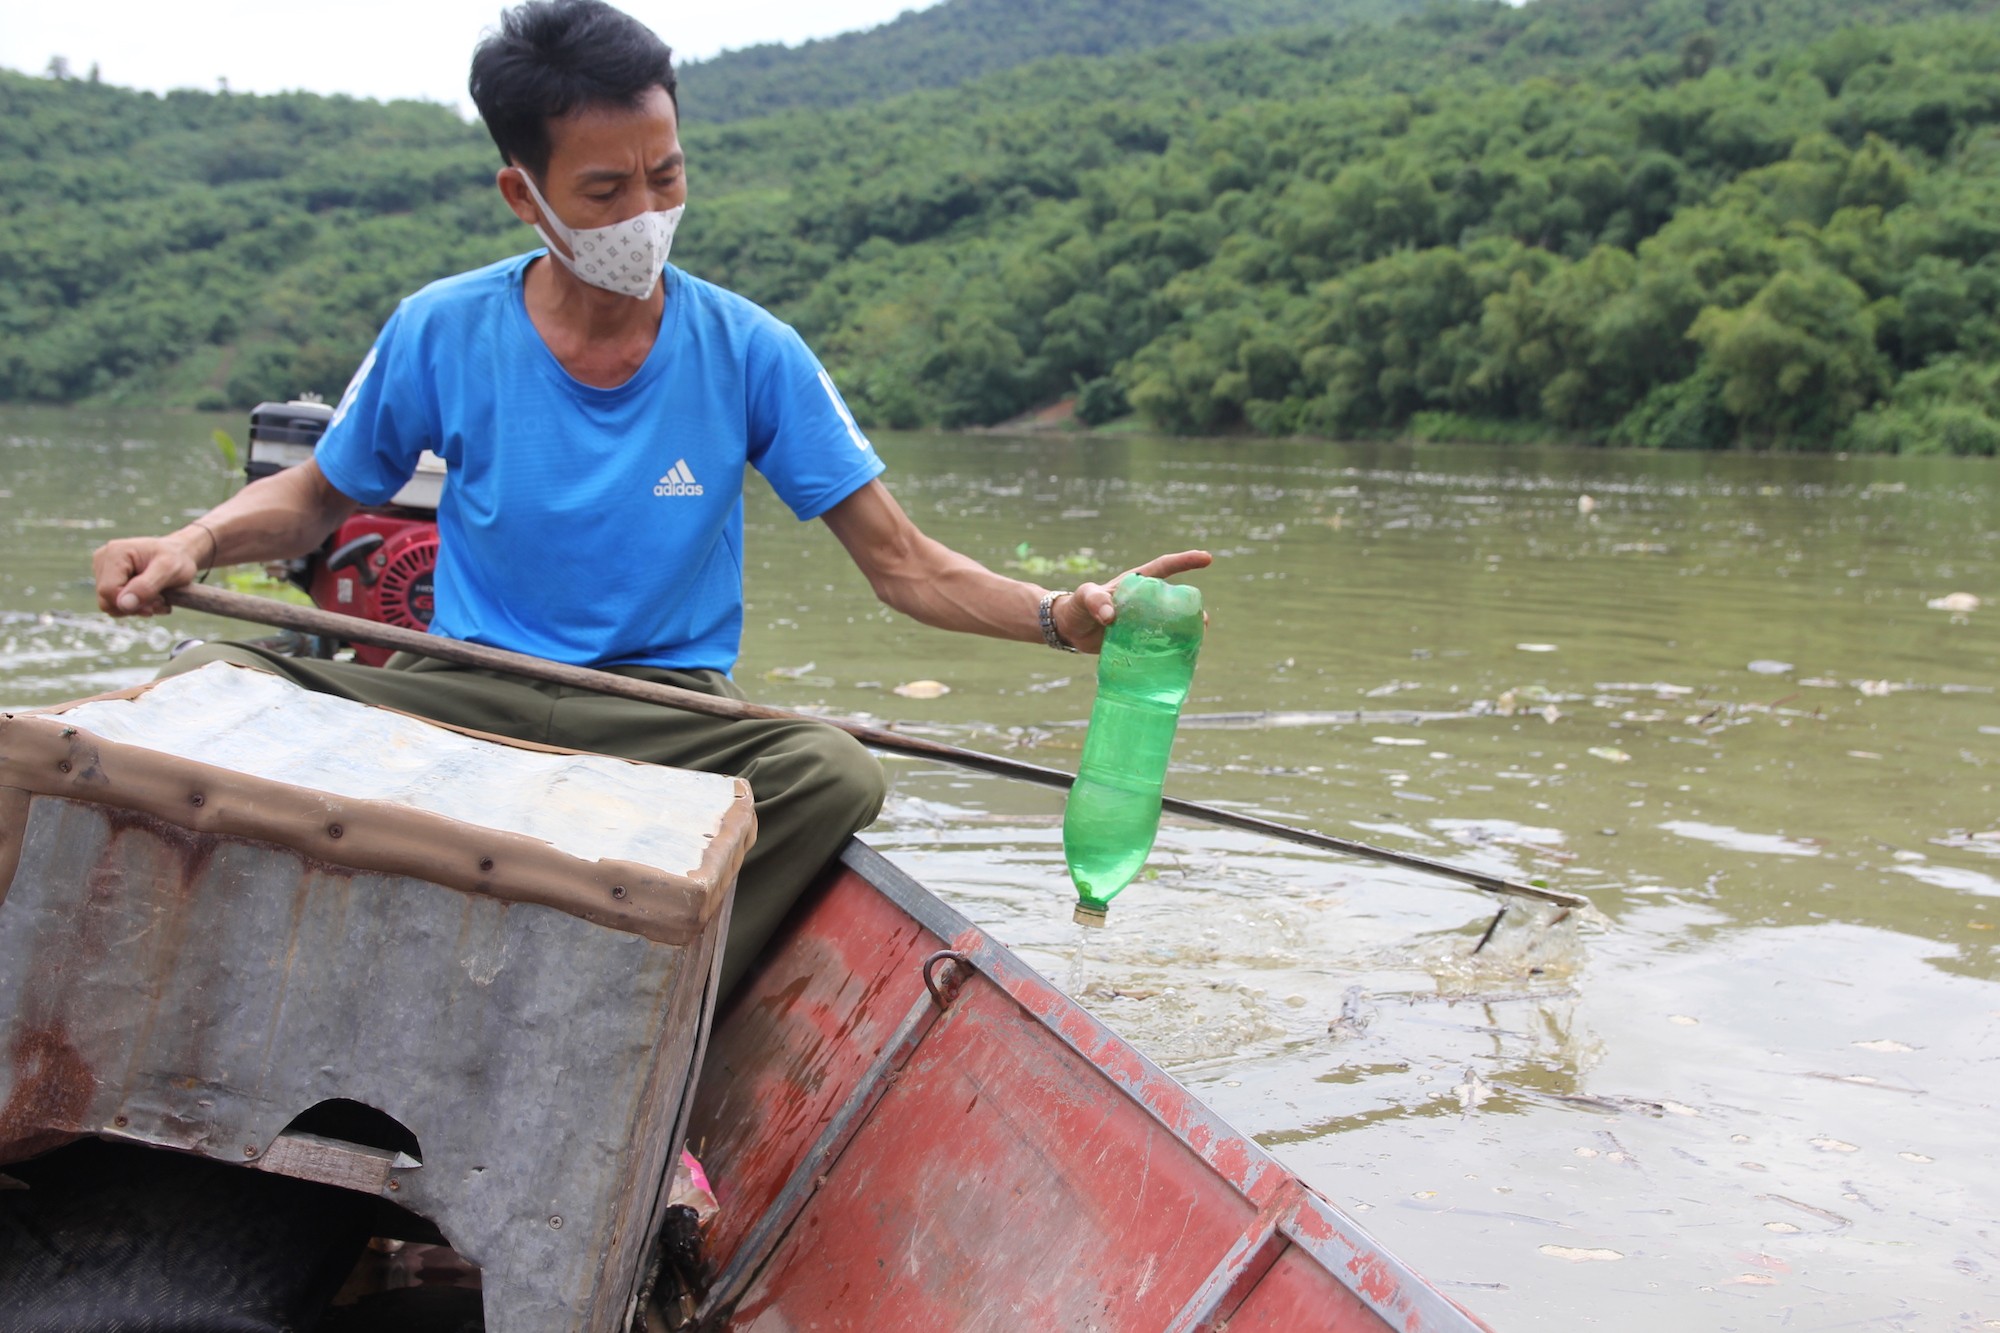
[1539,1245,1624,1263]
[1588,747,1632,763]
[1928,592,1980,612]
[1853,1038,1915,1053]
[1809,1137,1859,1153]
[1516,643,1558,653]
[764,661,818,679]
[893,680,951,699]
[1747,660,1793,675]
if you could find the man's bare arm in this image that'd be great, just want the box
[93,461,360,616]
[818,480,1210,655]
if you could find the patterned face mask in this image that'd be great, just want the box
[516,169,683,300]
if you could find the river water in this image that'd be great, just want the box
[4,407,1998,1330]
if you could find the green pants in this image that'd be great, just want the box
[161,642,886,999]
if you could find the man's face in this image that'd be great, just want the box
[518,84,685,232]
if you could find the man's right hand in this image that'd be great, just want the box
[93,531,208,617]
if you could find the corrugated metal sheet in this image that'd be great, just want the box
[0,672,749,1333]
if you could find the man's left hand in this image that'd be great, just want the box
[1054,549,1213,654]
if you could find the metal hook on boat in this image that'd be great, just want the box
[921,950,971,1010]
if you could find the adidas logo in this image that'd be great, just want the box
[653,459,705,497]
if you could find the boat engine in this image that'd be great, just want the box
[247,399,443,666]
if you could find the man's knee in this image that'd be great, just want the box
[807,726,887,831]
[155,641,286,681]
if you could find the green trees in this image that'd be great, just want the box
[677,0,1427,123]
[3,0,2000,451]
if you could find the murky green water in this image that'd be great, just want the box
[6,407,1999,1330]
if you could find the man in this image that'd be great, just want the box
[93,0,1207,997]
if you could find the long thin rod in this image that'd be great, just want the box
[164,584,1590,910]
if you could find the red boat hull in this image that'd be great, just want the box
[688,842,1488,1331]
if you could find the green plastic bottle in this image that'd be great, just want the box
[1063,575,1204,925]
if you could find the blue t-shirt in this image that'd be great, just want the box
[314,254,885,672]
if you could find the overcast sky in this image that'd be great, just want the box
[1,0,946,112]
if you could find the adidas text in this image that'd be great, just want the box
[654,460,705,497]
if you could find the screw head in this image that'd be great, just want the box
[243,1145,259,1158]
[189,793,205,808]
[56,761,70,774]
[611,885,628,901]
[113,1115,129,1128]
[479,857,495,873]
[387,1178,401,1192]
[548,1215,564,1230]
[327,823,344,839]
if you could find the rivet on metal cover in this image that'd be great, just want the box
[921,949,971,1010]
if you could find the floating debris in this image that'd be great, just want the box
[1539,1245,1623,1263]
[1928,592,1981,613]
[1809,1137,1859,1153]
[1853,1038,1915,1053]
[1897,1151,1934,1163]
[1747,660,1793,676]
[1588,747,1632,763]
[893,680,951,699]
[1516,643,1558,654]
[1453,1068,1496,1113]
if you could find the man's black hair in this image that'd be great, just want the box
[469,0,677,177]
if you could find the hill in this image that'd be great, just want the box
[3,0,1999,452]
[675,0,1427,123]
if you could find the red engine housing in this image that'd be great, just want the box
[306,514,440,667]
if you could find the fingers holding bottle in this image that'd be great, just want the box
[1057,549,1212,652]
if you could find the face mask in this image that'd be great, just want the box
[516,169,683,300]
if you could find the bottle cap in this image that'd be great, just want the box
[1073,902,1108,928]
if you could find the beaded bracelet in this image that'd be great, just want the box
[1038,589,1079,652]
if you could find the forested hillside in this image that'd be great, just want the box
[675,0,1425,123]
[4,0,2000,452]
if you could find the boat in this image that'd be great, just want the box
[0,664,1488,1332]
[688,839,1489,1332]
